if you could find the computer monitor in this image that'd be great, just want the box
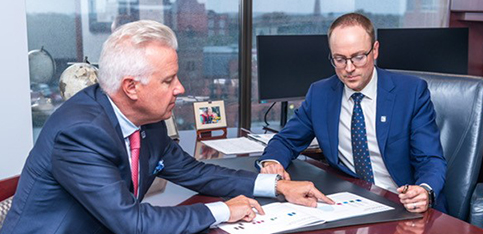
[256,35,334,103]
[377,28,468,75]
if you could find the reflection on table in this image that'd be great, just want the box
[194,141,222,160]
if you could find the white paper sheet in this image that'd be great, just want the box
[297,192,394,222]
[247,133,277,145]
[201,137,266,155]
[247,133,319,148]
[218,192,394,234]
[218,202,325,234]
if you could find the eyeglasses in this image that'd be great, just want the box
[329,46,374,69]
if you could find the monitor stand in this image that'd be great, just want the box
[263,101,288,133]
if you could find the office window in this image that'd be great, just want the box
[25,0,451,140]
[26,0,240,141]
[251,0,450,129]
[422,0,438,12]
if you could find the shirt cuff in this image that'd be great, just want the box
[257,159,281,169]
[253,173,278,198]
[420,183,433,190]
[205,201,230,227]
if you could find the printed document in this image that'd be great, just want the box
[201,137,265,155]
[218,192,393,234]
[247,133,277,145]
[218,201,325,234]
[247,133,319,148]
[297,192,394,222]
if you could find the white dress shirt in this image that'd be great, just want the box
[107,97,277,226]
[338,68,398,192]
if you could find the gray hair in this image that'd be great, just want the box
[98,20,178,95]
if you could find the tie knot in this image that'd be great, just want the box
[351,93,364,103]
[129,130,141,150]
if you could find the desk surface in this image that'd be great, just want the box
[144,129,483,234]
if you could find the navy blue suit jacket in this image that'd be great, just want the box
[1,84,257,234]
[260,68,446,209]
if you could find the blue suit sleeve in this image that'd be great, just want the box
[410,80,446,198]
[159,139,258,198]
[51,124,218,234]
[258,84,317,169]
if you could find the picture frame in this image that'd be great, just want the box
[193,100,227,130]
[165,113,179,140]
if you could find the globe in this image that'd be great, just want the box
[28,47,55,84]
[59,63,98,100]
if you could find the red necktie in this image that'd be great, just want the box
[129,130,141,197]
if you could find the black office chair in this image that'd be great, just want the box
[392,69,483,225]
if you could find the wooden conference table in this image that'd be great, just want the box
[143,129,483,234]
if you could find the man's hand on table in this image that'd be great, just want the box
[397,185,430,213]
[260,161,291,180]
[225,195,264,222]
[276,180,335,207]
[261,161,334,207]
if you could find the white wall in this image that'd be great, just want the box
[0,1,33,179]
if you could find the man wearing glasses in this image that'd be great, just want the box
[258,13,447,213]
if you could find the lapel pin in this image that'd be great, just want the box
[141,131,146,139]
[381,116,387,123]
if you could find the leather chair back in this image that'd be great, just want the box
[392,69,483,221]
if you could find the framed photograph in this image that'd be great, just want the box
[165,113,179,140]
[193,100,227,130]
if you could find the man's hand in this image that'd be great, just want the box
[276,180,334,207]
[397,185,429,213]
[260,161,291,180]
[225,195,265,222]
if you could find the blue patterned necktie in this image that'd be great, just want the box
[351,93,374,183]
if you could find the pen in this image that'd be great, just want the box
[402,184,409,194]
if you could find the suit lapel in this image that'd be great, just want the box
[375,68,396,156]
[328,79,344,163]
[137,122,169,200]
[93,85,133,193]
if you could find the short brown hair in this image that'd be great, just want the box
[328,13,375,45]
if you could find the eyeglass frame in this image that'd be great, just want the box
[328,46,374,68]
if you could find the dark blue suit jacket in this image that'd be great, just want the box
[260,68,446,210]
[1,84,257,234]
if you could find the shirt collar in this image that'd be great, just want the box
[107,96,140,139]
[343,67,378,101]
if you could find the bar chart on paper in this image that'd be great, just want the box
[218,192,394,234]
[310,192,394,221]
[218,201,326,234]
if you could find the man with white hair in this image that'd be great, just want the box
[1,20,333,234]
